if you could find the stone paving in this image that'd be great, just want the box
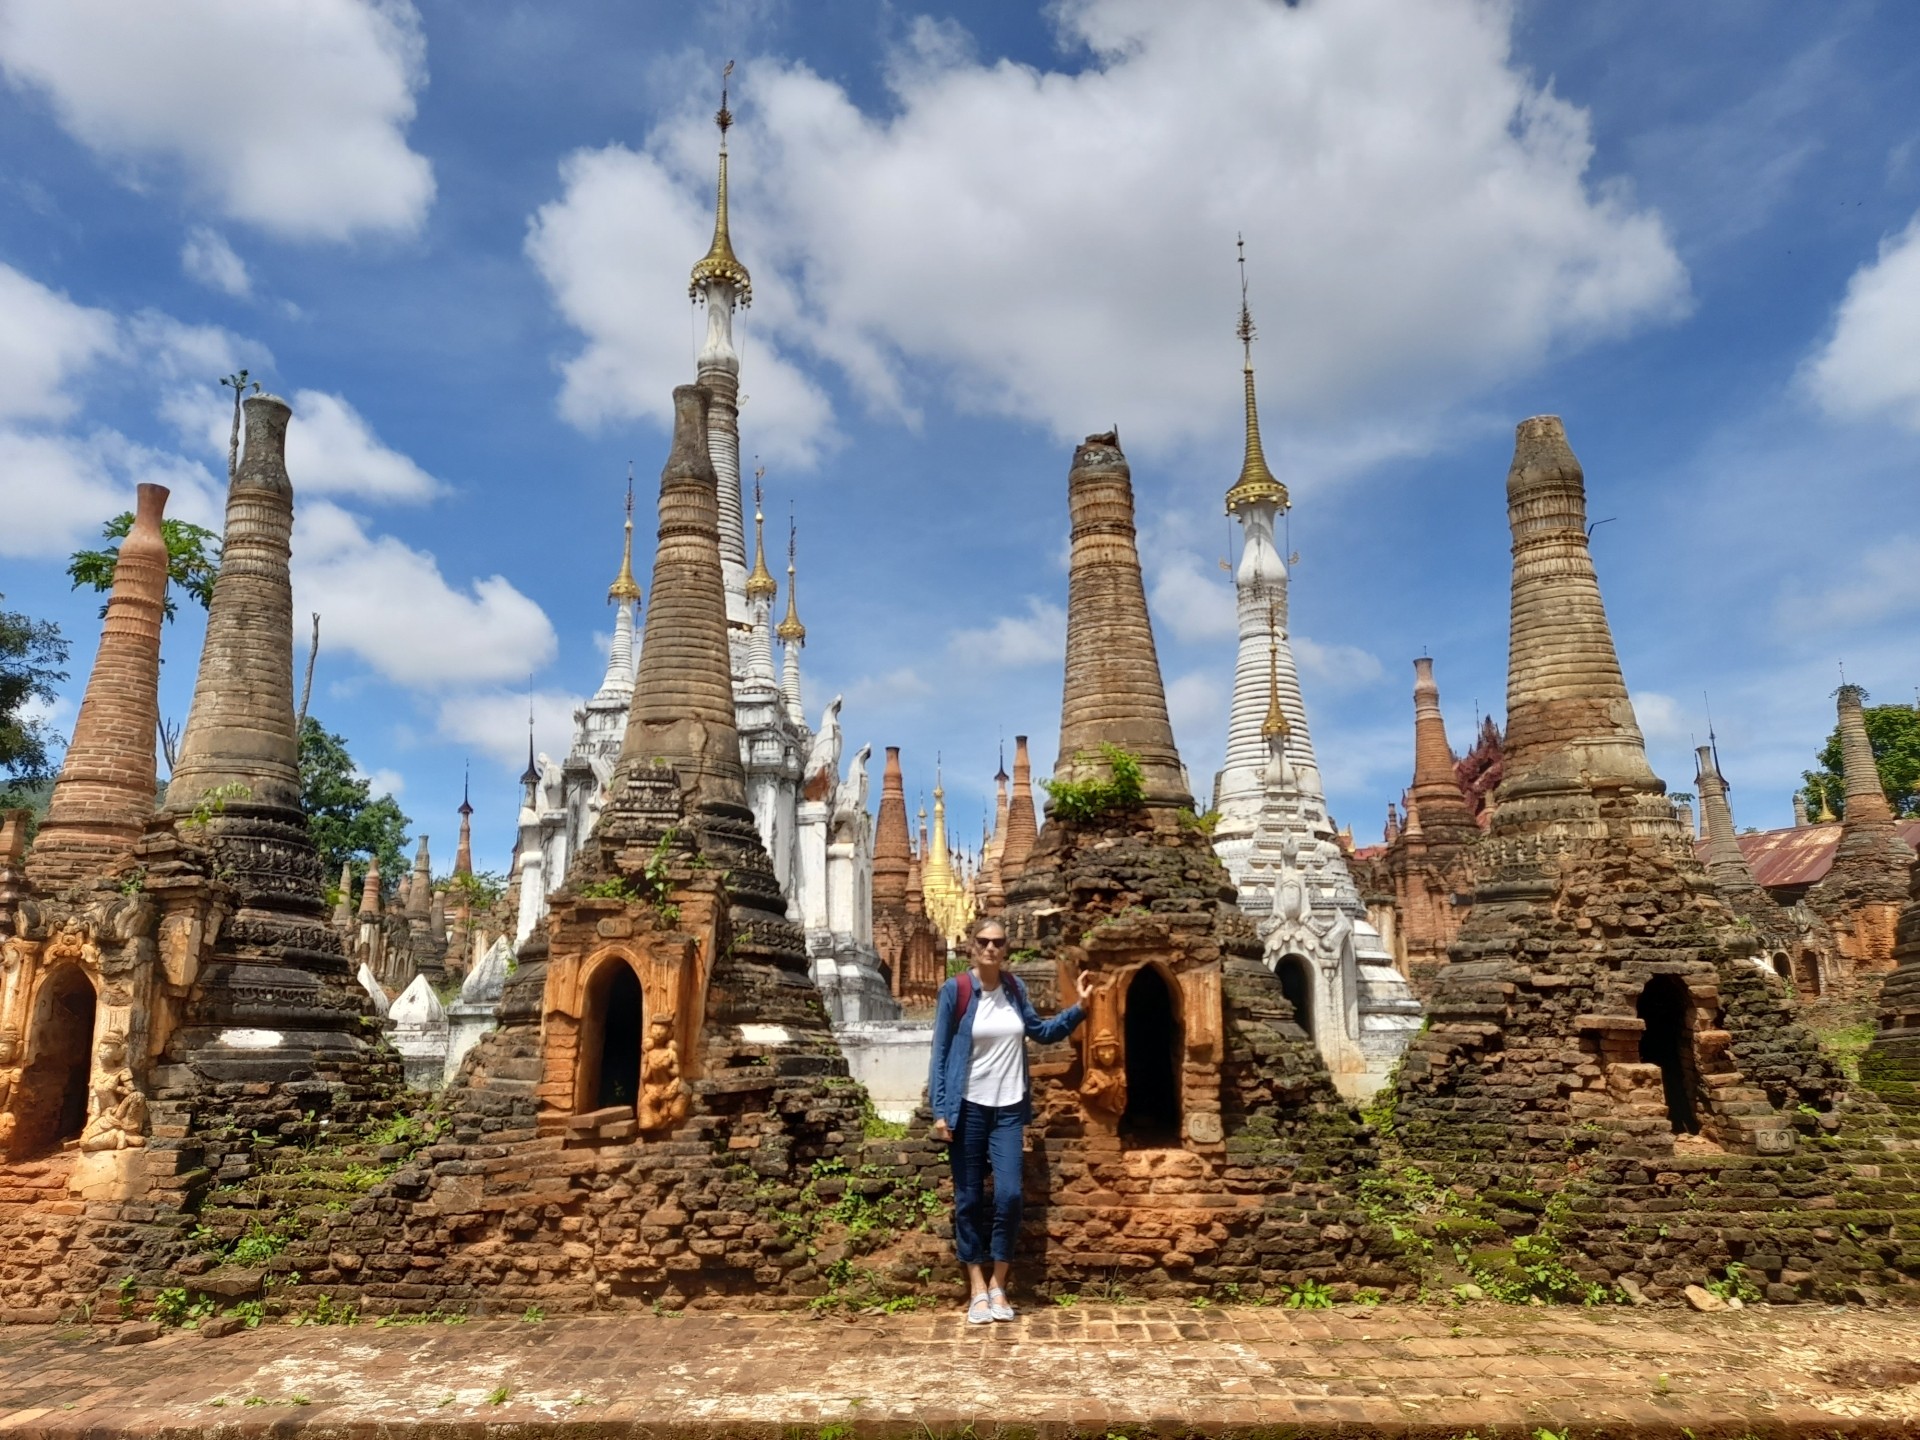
[4,1302,1920,1438]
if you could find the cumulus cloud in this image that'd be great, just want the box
[0,262,117,421]
[180,227,251,296]
[286,390,443,502]
[1804,210,1920,431]
[1165,668,1227,770]
[1787,533,1920,630]
[433,687,585,773]
[1631,691,1691,746]
[844,666,935,711]
[0,427,223,557]
[525,144,835,466]
[1148,550,1237,643]
[947,598,1066,668]
[538,0,1683,465]
[1294,636,1386,695]
[292,500,556,689]
[0,0,434,240]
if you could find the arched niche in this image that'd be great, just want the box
[17,966,96,1156]
[1636,974,1701,1136]
[1770,953,1791,982]
[1275,953,1315,1041]
[575,954,643,1115]
[1120,963,1182,1146]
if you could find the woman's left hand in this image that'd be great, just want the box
[1076,968,1095,1003]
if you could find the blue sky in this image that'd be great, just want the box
[2,0,1917,877]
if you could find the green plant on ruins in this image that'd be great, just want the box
[1039,743,1145,824]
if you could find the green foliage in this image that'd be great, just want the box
[486,1385,510,1406]
[857,1092,908,1140]
[1802,694,1920,819]
[521,1305,545,1323]
[443,868,507,912]
[1039,743,1146,823]
[228,1300,264,1328]
[1176,807,1222,835]
[1359,1082,1400,1140]
[290,1293,357,1326]
[575,875,640,900]
[1280,1279,1334,1309]
[66,512,221,622]
[300,715,412,888]
[0,597,69,806]
[1811,1017,1875,1082]
[1704,1261,1762,1304]
[180,781,251,833]
[229,1224,292,1266]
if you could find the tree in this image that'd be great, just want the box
[0,598,70,809]
[66,513,221,623]
[299,716,412,892]
[1802,701,1920,820]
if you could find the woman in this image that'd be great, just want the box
[928,917,1093,1323]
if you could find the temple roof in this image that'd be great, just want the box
[1693,819,1920,888]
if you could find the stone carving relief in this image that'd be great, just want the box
[639,1012,689,1132]
[78,1031,146,1152]
[802,696,843,802]
[0,1028,20,1154]
[1078,1028,1127,1116]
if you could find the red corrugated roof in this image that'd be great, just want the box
[1694,820,1920,889]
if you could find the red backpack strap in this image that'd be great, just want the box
[955,970,974,1015]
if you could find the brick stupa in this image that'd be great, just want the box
[1003,430,1383,1299]
[1388,417,1920,1303]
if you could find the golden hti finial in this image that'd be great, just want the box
[746,464,778,602]
[1261,597,1290,740]
[1224,234,1289,516]
[689,59,753,305]
[608,461,643,605]
[776,506,806,645]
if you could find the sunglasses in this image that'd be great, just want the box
[975,936,1008,948]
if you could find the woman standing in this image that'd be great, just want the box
[928,917,1093,1323]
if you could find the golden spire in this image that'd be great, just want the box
[1261,598,1290,740]
[1224,235,1288,516]
[608,462,643,604]
[746,465,777,602]
[689,60,753,305]
[776,508,806,644]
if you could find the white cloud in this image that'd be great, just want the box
[525,143,836,466]
[550,0,1684,467]
[1294,636,1386,695]
[292,500,556,688]
[180,227,250,296]
[1631,691,1691,746]
[1788,534,1920,630]
[844,666,934,711]
[359,766,405,800]
[1804,210,1920,431]
[0,262,116,421]
[0,426,223,557]
[0,0,434,241]
[433,687,585,772]
[1148,550,1236,642]
[286,390,443,502]
[947,598,1066,668]
[1165,668,1226,769]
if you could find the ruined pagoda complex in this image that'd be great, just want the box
[507,85,892,1024]
[1207,255,1419,1098]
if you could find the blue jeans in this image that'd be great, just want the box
[950,1100,1024,1265]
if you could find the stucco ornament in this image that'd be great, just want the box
[78,1032,147,1152]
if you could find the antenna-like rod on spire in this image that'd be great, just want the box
[1224,233,1288,517]
[718,58,734,143]
[1261,597,1289,739]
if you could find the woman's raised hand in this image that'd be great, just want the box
[1076,968,1095,1003]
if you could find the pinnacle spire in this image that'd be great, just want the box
[776,509,806,644]
[1261,597,1289,740]
[1224,235,1288,516]
[746,466,778,602]
[608,462,642,604]
[689,60,752,305]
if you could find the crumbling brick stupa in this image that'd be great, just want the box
[997,431,1407,1300]
[0,398,403,1320]
[1387,417,1920,1304]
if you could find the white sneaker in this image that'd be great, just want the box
[987,1287,1015,1321]
[967,1293,993,1325]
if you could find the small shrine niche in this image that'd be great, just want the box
[1119,963,1182,1147]
[1636,975,1704,1136]
[15,966,97,1157]
[1274,953,1314,1041]
[581,958,643,1113]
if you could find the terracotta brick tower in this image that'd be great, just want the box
[1862,846,1920,1098]
[872,747,911,917]
[1408,657,1477,845]
[1695,745,1759,896]
[1394,418,1810,1162]
[1806,685,1911,972]
[1052,433,1190,807]
[870,745,939,1006]
[27,483,170,889]
[999,734,1038,882]
[156,393,375,1078]
[1002,429,1372,1299]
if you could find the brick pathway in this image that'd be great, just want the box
[3,1302,1920,1437]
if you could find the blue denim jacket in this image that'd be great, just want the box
[927,971,1085,1129]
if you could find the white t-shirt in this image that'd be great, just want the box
[964,983,1027,1107]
